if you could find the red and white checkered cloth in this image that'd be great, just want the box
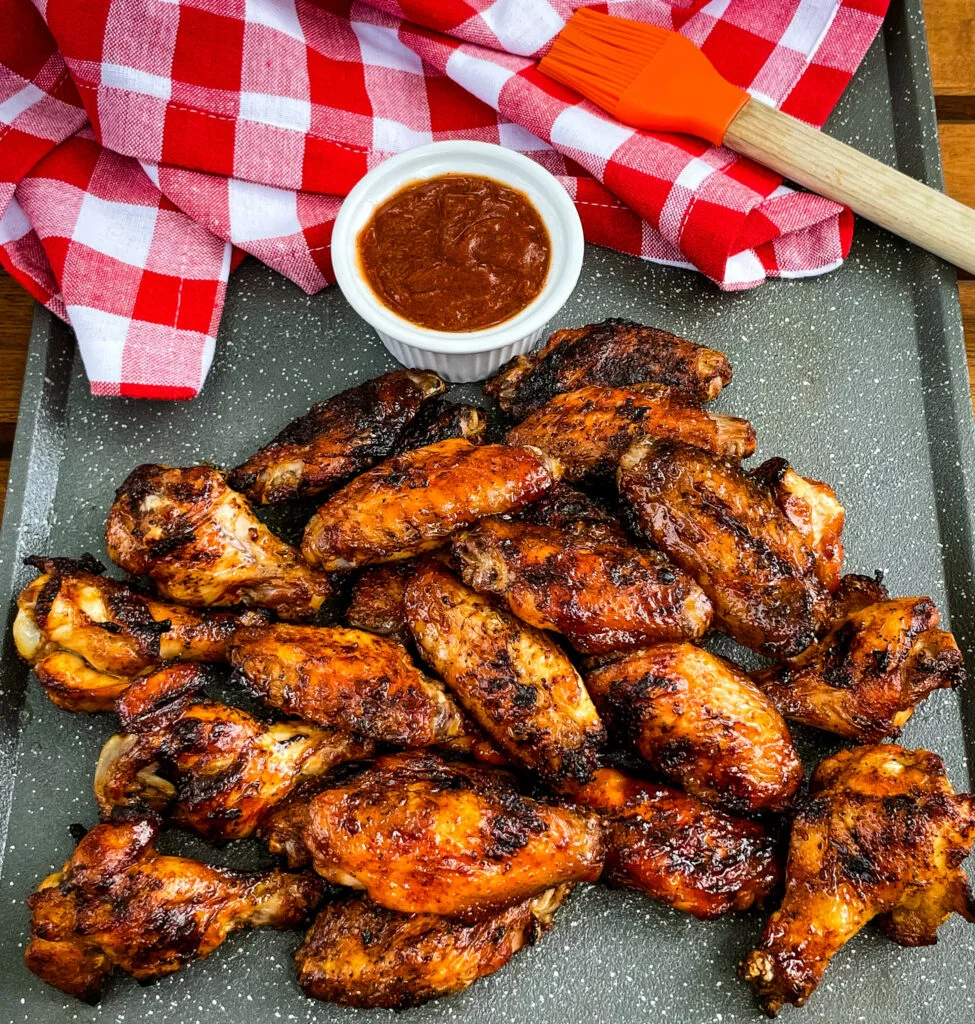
[0,0,889,399]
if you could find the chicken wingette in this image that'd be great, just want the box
[301,438,560,570]
[618,438,830,658]
[740,745,975,1016]
[25,815,323,1003]
[302,751,604,919]
[106,464,331,620]
[228,369,445,503]
[394,397,487,452]
[405,561,605,784]
[587,645,802,814]
[13,555,263,711]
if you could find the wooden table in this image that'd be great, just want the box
[0,1,972,523]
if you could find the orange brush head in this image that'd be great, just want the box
[539,9,748,146]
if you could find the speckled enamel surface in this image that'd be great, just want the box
[1,4,974,1022]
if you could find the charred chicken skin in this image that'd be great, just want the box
[452,515,712,655]
[394,398,487,453]
[303,751,604,919]
[485,318,732,416]
[751,595,964,742]
[570,768,780,919]
[506,385,756,485]
[512,481,627,541]
[618,438,830,658]
[228,369,445,503]
[25,815,323,1003]
[740,745,975,1016]
[345,557,429,646]
[405,561,605,784]
[229,622,466,746]
[586,645,802,814]
[94,664,373,841]
[295,886,569,1008]
[301,438,560,570]
[13,555,263,711]
[106,464,330,620]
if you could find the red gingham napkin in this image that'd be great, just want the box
[0,0,889,399]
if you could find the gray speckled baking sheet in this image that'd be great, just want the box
[1,2,973,1022]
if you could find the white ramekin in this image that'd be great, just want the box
[331,141,584,383]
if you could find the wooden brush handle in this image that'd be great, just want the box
[724,98,975,274]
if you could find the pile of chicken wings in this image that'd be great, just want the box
[14,318,974,1016]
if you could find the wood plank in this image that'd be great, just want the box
[939,124,975,213]
[0,459,8,526]
[0,270,34,447]
[962,282,975,408]
[923,0,975,119]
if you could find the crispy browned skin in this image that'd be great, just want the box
[618,438,830,658]
[229,622,466,746]
[405,562,605,784]
[507,386,756,484]
[571,768,780,920]
[345,560,419,645]
[304,751,604,919]
[831,571,890,619]
[513,481,626,541]
[485,319,732,416]
[228,370,445,503]
[106,464,331,620]
[751,597,964,742]
[453,516,711,655]
[740,745,975,1016]
[296,886,569,1008]
[301,439,560,570]
[24,816,323,1003]
[94,665,373,841]
[587,646,801,813]
[394,398,487,452]
[12,556,266,712]
[752,458,845,594]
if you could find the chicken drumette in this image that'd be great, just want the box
[25,815,323,1003]
[740,745,975,1015]
[228,369,445,503]
[393,398,487,452]
[485,318,732,416]
[301,439,560,570]
[94,664,373,841]
[106,464,331,620]
[13,555,264,711]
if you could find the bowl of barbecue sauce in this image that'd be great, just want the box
[332,141,584,382]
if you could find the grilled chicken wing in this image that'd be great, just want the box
[303,751,604,918]
[405,562,605,784]
[570,768,780,919]
[513,481,627,540]
[13,555,264,711]
[25,815,323,1003]
[106,464,331,620]
[346,558,425,645]
[752,458,845,593]
[94,664,372,840]
[618,438,830,658]
[452,516,712,655]
[296,886,569,1008]
[228,369,445,503]
[301,439,560,570]
[394,398,487,452]
[740,745,975,1016]
[587,646,802,814]
[229,622,465,746]
[751,596,963,742]
[507,386,755,484]
[485,319,732,416]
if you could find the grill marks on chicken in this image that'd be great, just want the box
[569,768,780,920]
[303,752,604,919]
[229,622,466,746]
[24,815,323,1003]
[618,438,830,658]
[751,595,964,742]
[740,745,975,1016]
[405,562,605,784]
[485,318,732,416]
[228,369,446,504]
[296,886,569,1008]
[587,646,802,814]
[106,464,331,621]
[506,385,756,484]
[94,664,372,841]
[301,438,560,570]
